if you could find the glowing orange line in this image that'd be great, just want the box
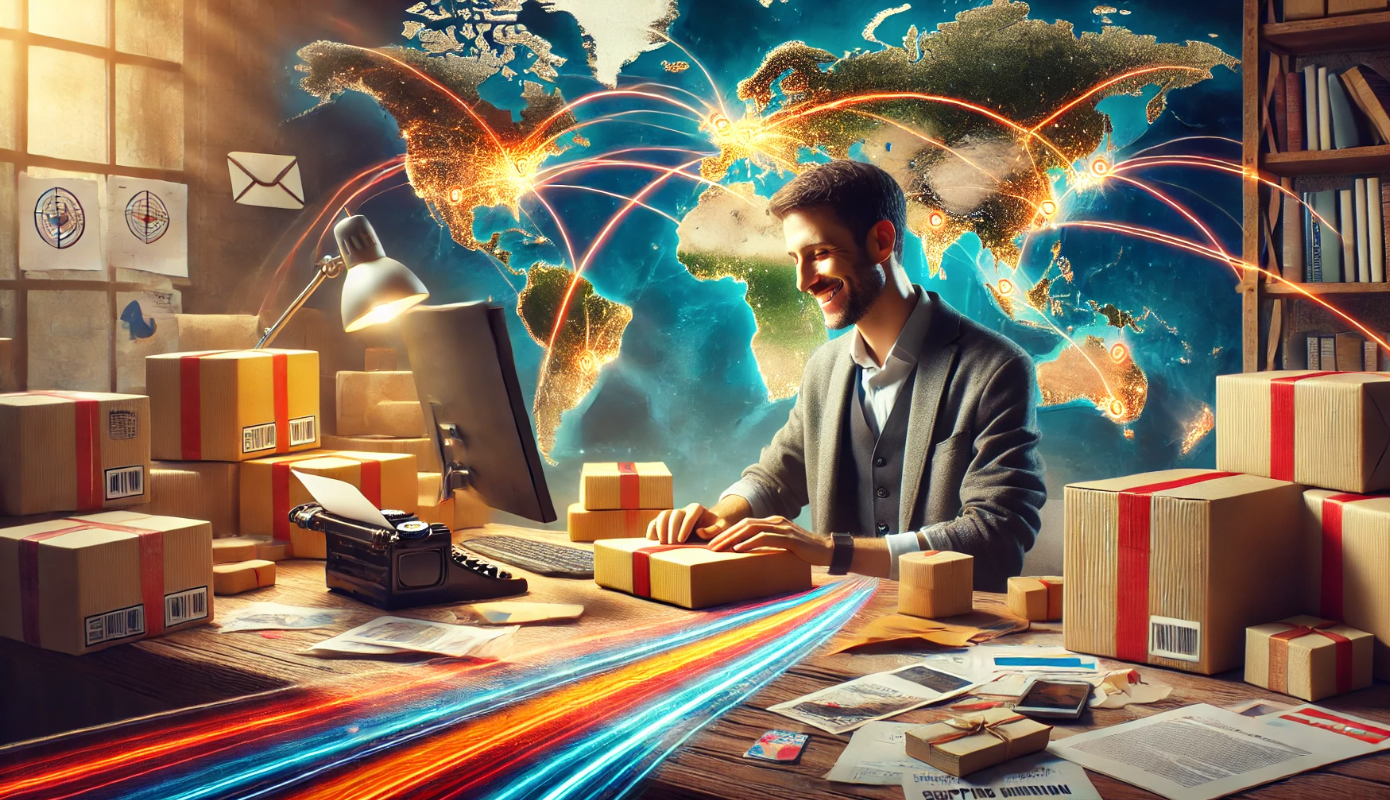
[651,30,730,121]
[527,188,577,270]
[538,184,683,225]
[1030,66,1208,132]
[1108,174,1241,279]
[535,147,717,178]
[532,159,756,206]
[524,90,709,150]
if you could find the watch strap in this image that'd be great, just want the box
[829,532,854,575]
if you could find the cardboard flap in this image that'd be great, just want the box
[1067,470,1289,500]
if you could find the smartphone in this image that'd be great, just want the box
[1014,679,1091,719]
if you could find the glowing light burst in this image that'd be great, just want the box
[0,580,875,800]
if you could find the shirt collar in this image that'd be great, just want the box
[850,286,932,371]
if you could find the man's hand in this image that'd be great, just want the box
[706,516,833,566]
[647,494,754,543]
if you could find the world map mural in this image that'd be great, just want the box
[287,0,1244,533]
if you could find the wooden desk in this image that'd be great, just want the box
[3,524,1390,799]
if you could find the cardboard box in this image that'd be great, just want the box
[211,536,263,564]
[1284,0,1325,17]
[905,709,1051,778]
[148,350,321,463]
[365,347,397,371]
[898,550,973,618]
[213,559,276,595]
[581,462,673,510]
[593,539,810,609]
[1064,469,1308,675]
[0,392,151,516]
[174,315,260,351]
[256,539,290,561]
[1008,576,1064,621]
[1216,371,1390,494]
[0,510,213,655]
[0,337,18,392]
[145,461,239,536]
[568,504,663,542]
[336,371,424,437]
[1302,489,1390,679]
[1245,616,1373,701]
[322,433,440,472]
[1328,0,1385,14]
[239,450,417,556]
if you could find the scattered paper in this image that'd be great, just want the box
[1225,698,1297,718]
[1092,668,1172,709]
[826,610,1028,655]
[293,470,393,529]
[1048,703,1381,800]
[19,173,102,272]
[463,602,584,625]
[311,616,516,659]
[769,661,979,734]
[825,721,923,785]
[1262,705,1390,749]
[218,603,351,633]
[902,753,1102,800]
[228,152,304,209]
[106,176,188,277]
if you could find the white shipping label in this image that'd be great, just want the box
[85,604,145,646]
[242,422,276,453]
[165,586,209,627]
[1149,615,1201,662]
[289,415,317,447]
[104,465,145,500]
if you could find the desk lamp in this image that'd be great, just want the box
[256,214,429,347]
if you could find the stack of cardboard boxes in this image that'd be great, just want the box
[1063,371,1390,700]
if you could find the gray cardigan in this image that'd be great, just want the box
[738,291,1046,591]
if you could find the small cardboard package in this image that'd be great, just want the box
[211,536,263,564]
[905,708,1052,778]
[1216,371,1390,494]
[898,550,973,618]
[336,371,425,437]
[148,350,320,462]
[322,433,440,472]
[174,314,259,351]
[1008,576,1064,621]
[593,539,810,609]
[0,511,213,655]
[568,504,663,542]
[0,391,151,516]
[1302,489,1390,679]
[146,461,239,536]
[581,462,673,510]
[213,560,276,595]
[240,450,416,556]
[415,474,491,530]
[1245,615,1373,701]
[1064,469,1308,675]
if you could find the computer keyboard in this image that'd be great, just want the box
[458,535,594,578]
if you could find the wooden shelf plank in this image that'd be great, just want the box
[1265,281,1390,294]
[1262,10,1390,54]
[1262,145,1390,176]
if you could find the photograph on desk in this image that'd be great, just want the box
[8,0,1390,799]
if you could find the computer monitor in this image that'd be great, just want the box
[399,301,557,524]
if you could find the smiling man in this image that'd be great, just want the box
[647,159,1046,589]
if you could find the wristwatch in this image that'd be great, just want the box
[829,532,854,575]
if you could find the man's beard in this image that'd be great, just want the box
[820,257,886,330]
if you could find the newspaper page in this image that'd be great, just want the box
[1048,703,1372,800]
[1261,705,1390,751]
[310,617,517,659]
[218,603,351,633]
[902,753,1102,800]
[825,722,924,785]
[769,662,979,734]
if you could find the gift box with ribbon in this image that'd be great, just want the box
[148,350,320,463]
[1008,575,1064,621]
[592,538,810,609]
[1245,615,1372,701]
[0,391,151,516]
[0,511,213,655]
[1064,469,1308,674]
[905,707,1052,777]
[1216,371,1390,494]
[567,504,664,542]
[898,550,973,618]
[580,462,673,511]
[1303,489,1390,679]
[145,461,240,536]
[238,450,416,557]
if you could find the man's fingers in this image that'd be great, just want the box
[710,519,781,551]
[647,509,669,540]
[695,516,729,540]
[664,508,689,544]
[732,532,790,553]
[676,503,703,543]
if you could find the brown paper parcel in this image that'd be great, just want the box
[568,504,664,542]
[580,462,673,510]
[898,550,973,618]
[1245,615,1373,701]
[593,538,810,609]
[145,461,239,536]
[1302,489,1390,680]
[905,708,1052,777]
[1007,576,1064,621]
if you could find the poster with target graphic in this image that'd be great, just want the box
[107,176,188,277]
[18,173,102,272]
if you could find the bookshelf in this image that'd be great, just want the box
[1242,0,1390,372]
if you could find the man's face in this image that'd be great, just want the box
[782,206,886,330]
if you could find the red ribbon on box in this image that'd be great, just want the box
[18,517,165,647]
[1115,471,1238,662]
[270,454,383,547]
[1269,372,1339,481]
[1268,620,1353,695]
[617,462,640,509]
[632,543,699,598]
[179,351,290,459]
[15,391,103,510]
[1319,493,1383,620]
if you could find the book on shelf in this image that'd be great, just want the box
[1372,177,1386,282]
[1355,178,1371,282]
[1339,188,1356,281]
[1327,70,1368,149]
[1273,70,1288,152]
[1292,332,1389,372]
[1307,334,1321,370]
[1340,65,1390,144]
[1305,190,1340,282]
[1318,66,1333,151]
[1283,186,1305,281]
[1336,332,1365,370]
[1328,0,1389,16]
[1286,71,1305,151]
[1321,334,1339,370]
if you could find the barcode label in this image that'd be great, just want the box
[165,586,209,627]
[242,422,276,453]
[85,604,145,646]
[104,465,145,500]
[1150,615,1201,662]
[289,415,317,446]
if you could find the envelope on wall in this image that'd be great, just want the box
[227,152,305,210]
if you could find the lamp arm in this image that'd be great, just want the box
[256,255,345,349]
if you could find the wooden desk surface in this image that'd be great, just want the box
[3,524,1390,799]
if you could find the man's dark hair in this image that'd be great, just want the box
[767,160,907,260]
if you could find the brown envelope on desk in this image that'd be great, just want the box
[227,152,304,209]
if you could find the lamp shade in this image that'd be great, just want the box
[334,215,428,332]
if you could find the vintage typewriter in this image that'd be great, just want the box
[289,502,528,609]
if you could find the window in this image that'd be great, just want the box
[0,0,185,392]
